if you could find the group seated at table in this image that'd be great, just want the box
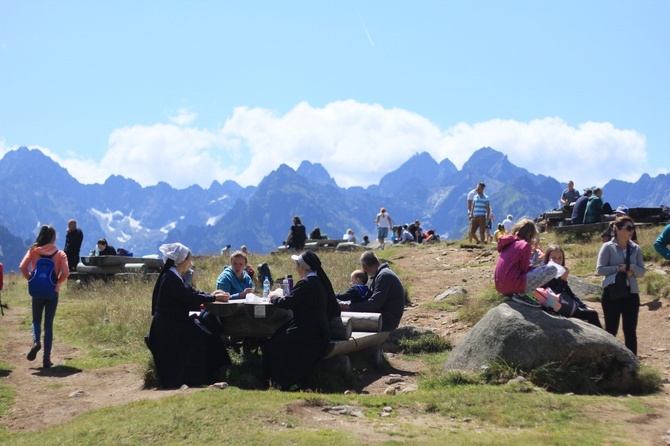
[216,250,255,300]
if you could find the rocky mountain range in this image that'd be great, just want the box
[2,146,670,272]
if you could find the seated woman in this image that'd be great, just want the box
[422,229,439,244]
[539,244,602,327]
[263,251,341,390]
[94,238,116,256]
[216,250,255,300]
[147,243,231,388]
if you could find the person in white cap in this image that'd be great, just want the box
[146,243,231,388]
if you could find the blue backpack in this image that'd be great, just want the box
[28,252,58,299]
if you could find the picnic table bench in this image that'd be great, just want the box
[204,301,388,369]
[68,256,163,282]
[277,239,347,253]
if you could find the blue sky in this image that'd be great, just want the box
[1,1,668,190]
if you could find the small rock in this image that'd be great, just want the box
[179,384,189,391]
[463,417,472,423]
[383,406,393,413]
[344,390,355,395]
[384,386,397,395]
[381,412,391,417]
[385,377,404,385]
[209,382,228,390]
[398,384,419,394]
[68,390,85,398]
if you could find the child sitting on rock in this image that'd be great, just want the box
[494,218,557,307]
[335,269,370,303]
[535,244,602,327]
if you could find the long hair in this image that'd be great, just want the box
[32,225,56,248]
[512,219,537,243]
[543,244,565,266]
[613,216,635,241]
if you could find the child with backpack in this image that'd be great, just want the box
[335,269,371,304]
[494,218,557,307]
[535,244,602,327]
[19,225,70,368]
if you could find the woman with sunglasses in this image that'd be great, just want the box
[596,215,645,355]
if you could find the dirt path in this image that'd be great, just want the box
[2,244,670,442]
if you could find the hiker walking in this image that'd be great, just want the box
[19,225,70,368]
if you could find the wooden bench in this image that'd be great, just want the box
[321,311,389,371]
[277,238,348,253]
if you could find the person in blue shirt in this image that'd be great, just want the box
[654,223,670,260]
[336,269,370,303]
[216,250,254,300]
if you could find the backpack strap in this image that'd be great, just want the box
[625,243,631,272]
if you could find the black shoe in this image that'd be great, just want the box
[42,358,53,369]
[27,343,41,361]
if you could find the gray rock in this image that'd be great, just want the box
[444,302,640,393]
[383,325,437,352]
[434,286,468,302]
[567,276,602,298]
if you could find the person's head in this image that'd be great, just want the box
[477,182,486,194]
[414,220,420,226]
[229,250,249,276]
[497,223,505,231]
[567,181,574,190]
[351,269,368,286]
[363,235,369,241]
[241,245,248,253]
[584,188,593,197]
[292,216,302,225]
[291,250,322,279]
[34,225,56,247]
[544,244,565,266]
[360,251,381,276]
[159,242,192,275]
[403,224,408,230]
[593,187,602,197]
[615,205,629,217]
[507,214,513,221]
[97,238,108,250]
[613,216,635,241]
[380,207,386,214]
[67,219,77,231]
[347,229,354,235]
[512,218,538,243]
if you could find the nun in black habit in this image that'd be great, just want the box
[262,250,341,390]
[147,243,231,388]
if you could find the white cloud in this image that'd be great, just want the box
[3,101,655,191]
[168,108,198,126]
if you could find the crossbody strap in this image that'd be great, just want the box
[625,244,631,272]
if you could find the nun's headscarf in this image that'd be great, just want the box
[290,250,341,318]
[159,243,190,265]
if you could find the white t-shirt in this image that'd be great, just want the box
[377,212,392,229]
[503,218,514,233]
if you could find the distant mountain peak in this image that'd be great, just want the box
[296,160,338,187]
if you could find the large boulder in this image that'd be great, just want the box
[443,302,640,393]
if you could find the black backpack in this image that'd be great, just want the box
[257,262,273,286]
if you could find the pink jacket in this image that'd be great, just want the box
[494,235,534,295]
[19,244,70,293]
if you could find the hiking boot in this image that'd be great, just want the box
[512,293,541,308]
[27,343,41,361]
[42,358,53,369]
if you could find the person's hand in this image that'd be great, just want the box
[213,290,230,302]
[339,302,350,310]
[239,288,254,299]
[561,266,570,281]
[618,264,627,272]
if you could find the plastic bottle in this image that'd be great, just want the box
[287,274,293,292]
[282,279,289,296]
[263,276,270,300]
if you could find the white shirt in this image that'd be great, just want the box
[503,218,514,233]
[376,212,392,229]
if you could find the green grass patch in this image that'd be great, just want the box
[457,284,501,325]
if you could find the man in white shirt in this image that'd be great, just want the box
[503,215,514,233]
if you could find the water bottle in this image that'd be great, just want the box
[263,276,270,300]
[282,279,289,296]
[287,274,293,292]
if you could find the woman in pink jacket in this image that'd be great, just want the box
[494,219,556,307]
[19,225,69,368]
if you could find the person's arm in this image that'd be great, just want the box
[56,251,70,284]
[19,249,33,280]
[349,273,391,313]
[653,225,670,259]
[630,244,646,278]
[596,243,618,277]
[285,228,293,246]
[271,278,310,309]
[336,286,358,302]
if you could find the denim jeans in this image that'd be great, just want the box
[32,293,59,360]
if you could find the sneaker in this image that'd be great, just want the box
[42,358,53,369]
[27,343,41,361]
[512,293,541,308]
